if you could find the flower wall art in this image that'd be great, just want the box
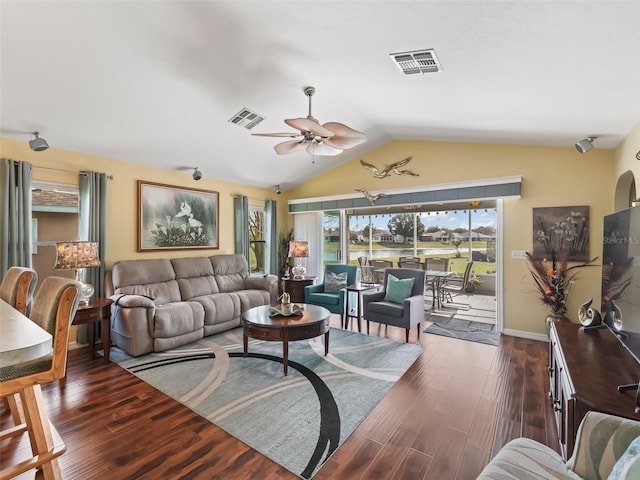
[532,205,590,261]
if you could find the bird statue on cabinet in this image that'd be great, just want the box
[355,188,389,205]
[359,157,418,179]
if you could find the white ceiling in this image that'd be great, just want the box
[1,1,639,191]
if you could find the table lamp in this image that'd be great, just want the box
[54,241,101,304]
[288,241,309,279]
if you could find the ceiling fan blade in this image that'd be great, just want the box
[306,142,343,156]
[322,122,367,149]
[285,118,334,137]
[251,132,302,138]
[274,140,308,155]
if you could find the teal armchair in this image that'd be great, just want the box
[304,264,357,325]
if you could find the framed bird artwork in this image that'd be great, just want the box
[137,180,219,251]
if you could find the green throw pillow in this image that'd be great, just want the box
[383,274,415,304]
[608,435,640,480]
[324,271,348,293]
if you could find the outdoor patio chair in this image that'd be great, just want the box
[370,259,393,283]
[441,261,474,304]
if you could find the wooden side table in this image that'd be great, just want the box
[283,276,316,303]
[72,297,113,363]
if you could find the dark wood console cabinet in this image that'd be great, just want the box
[548,318,640,459]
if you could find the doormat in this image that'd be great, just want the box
[424,317,499,346]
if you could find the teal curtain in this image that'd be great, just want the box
[234,195,249,262]
[79,171,107,297]
[0,159,32,276]
[265,199,277,275]
[78,171,108,344]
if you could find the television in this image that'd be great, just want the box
[601,205,640,364]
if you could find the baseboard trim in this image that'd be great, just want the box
[503,328,548,342]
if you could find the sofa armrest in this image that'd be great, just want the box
[245,274,278,291]
[569,411,640,479]
[245,274,279,304]
[110,294,155,308]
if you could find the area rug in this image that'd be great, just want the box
[113,327,422,479]
[424,317,500,346]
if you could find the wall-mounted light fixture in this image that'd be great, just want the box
[29,131,49,151]
[575,137,597,154]
[192,167,202,181]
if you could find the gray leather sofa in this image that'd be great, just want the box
[105,254,278,357]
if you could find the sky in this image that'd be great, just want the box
[348,209,497,232]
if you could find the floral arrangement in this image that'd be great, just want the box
[525,251,598,316]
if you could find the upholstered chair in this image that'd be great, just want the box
[0,266,38,315]
[362,268,425,342]
[304,264,357,324]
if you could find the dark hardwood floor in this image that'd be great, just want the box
[1,316,559,479]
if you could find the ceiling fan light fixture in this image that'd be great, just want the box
[252,86,366,155]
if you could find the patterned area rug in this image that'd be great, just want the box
[113,327,422,479]
[424,316,500,346]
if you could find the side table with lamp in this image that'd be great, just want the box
[288,240,309,279]
[54,241,112,362]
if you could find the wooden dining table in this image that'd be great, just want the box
[1,299,53,366]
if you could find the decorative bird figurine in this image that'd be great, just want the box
[359,157,418,179]
[355,188,389,205]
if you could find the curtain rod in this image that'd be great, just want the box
[34,165,114,179]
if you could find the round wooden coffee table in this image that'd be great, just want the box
[242,304,331,375]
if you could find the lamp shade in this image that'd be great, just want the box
[288,241,309,258]
[54,241,101,270]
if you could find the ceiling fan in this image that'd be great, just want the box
[252,86,366,156]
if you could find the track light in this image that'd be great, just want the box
[575,137,596,154]
[29,131,49,152]
[275,184,282,195]
[192,167,202,181]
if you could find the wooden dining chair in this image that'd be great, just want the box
[0,277,80,480]
[0,266,38,315]
[0,267,38,425]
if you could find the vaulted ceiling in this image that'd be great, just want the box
[1,1,639,191]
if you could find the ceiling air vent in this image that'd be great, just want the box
[228,108,265,130]
[389,48,442,75]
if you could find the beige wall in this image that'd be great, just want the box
[289,140,615,336]
[1,137,288,270]
[2,133,631,336]
[613,121,640,209]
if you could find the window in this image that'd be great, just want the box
[248,206,265,273]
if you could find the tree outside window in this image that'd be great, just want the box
[249,206,265,273]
